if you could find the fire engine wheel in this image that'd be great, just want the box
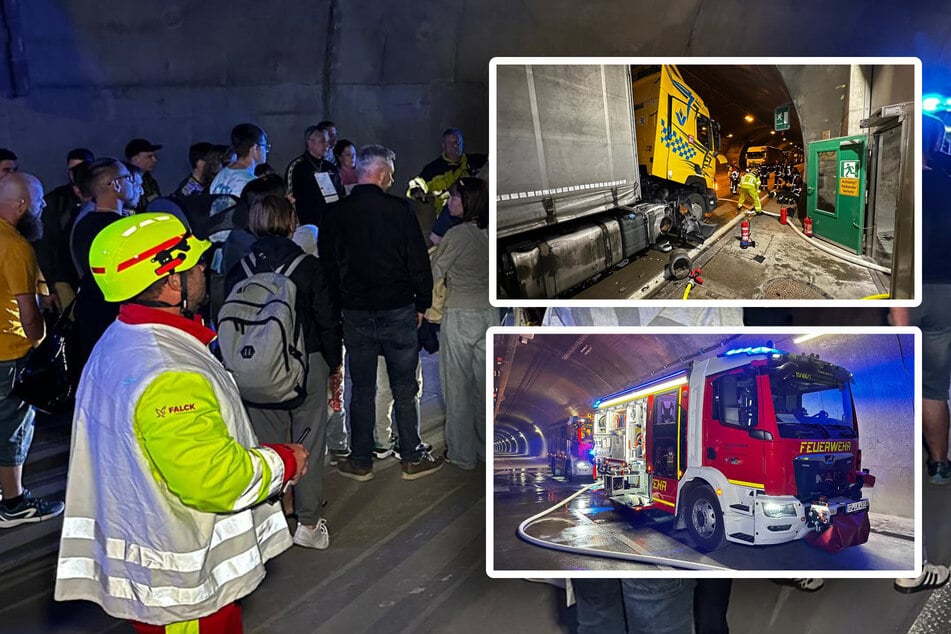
[685,487,726,552]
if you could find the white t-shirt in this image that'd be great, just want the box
[209,166,255,198]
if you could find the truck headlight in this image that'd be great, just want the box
[761,502,797,518]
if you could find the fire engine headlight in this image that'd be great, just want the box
[761,502,798,518]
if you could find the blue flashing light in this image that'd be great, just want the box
[594,399,602,409]
[923,95,942,112]
[719,346,785,358]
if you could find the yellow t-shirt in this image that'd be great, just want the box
[0,219,45,361]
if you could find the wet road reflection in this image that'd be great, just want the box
[493,458,914,573]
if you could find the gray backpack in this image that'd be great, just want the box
[218,251,308,409]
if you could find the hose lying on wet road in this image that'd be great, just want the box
[516,481,730,571]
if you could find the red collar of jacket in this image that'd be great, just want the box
[118,304,216,346]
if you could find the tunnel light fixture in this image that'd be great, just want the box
[595,373,688,410]
[727,133,734,138]
[793,333,825,344]
[770,130,776,135]
[744,115,754,122]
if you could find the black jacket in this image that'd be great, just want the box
[288,153,344,228]
[319,184,433,313]
[224,236,342,370]
[36,183,83,287]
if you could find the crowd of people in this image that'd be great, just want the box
[0,122,490,631]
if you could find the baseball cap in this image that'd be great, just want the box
[125,138,163,159]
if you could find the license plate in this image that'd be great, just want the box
[845,500,869,514]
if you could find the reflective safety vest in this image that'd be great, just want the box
[55,320,292,625]
[740,172,761,189]
[406,153,471,208]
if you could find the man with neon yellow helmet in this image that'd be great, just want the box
[55,213,309,632]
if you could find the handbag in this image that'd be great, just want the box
[12,298,78,415]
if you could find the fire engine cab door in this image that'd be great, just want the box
[706,373,767,493]
[806,135,867,254]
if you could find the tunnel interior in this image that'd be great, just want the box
[492,331,915,516]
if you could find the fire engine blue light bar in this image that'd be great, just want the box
[718,346,785,357]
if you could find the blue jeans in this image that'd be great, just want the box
[573,578,696,634]
[343,305,421,466]
[0,357,35,467]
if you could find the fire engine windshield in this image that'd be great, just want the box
[768,369,856,439]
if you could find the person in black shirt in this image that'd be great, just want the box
[319,145,442,482]
[69,158,139,382]
[285,126,344,227]
[35,148,94,307]
[175,141,213,198]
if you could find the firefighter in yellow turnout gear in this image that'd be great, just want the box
[737,168,763,213]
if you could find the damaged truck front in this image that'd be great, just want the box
[495,63,720,300]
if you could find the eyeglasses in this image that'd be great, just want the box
[112,174,134,184]
[257,143,272,152]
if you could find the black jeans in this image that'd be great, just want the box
[343,305,421,466]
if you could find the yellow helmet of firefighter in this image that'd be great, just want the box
[88,213,211,302]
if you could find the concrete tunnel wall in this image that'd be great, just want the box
[1,2,950,197]
[0,1,490,202]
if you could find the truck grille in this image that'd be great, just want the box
[792,454,854,501]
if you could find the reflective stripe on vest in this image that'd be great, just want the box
[233,447,284,511]
[58,511,286,607]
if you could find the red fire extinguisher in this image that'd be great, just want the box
[780,206,788,225]
[740,220,752,249]
[804,216,813,237]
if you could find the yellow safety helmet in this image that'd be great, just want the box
[88,213,211,302]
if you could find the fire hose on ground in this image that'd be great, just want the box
[515,481,730,571]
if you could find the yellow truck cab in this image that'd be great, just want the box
[632,65,720,218]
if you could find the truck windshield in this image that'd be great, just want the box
[768,371,856,439]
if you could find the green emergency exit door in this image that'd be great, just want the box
[806,135,866,254]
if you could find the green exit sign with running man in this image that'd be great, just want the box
[775,104,790,131]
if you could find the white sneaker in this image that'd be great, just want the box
[293,519,330,550]
[895,562,951,594]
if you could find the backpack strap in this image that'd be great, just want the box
[240,252,257,277]
[278,253,308,277]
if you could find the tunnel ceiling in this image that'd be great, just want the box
[677,65,801,150]
[493,333,804,437]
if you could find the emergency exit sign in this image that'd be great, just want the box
[775,104,790,131]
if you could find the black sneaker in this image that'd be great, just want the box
[394,442,432,461]
[329,449,350,466]
[401,452,444,480]
[372,445,394,460]
[337,459,374,482]
[0,489,65,528]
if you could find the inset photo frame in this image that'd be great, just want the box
[486,327,920,579]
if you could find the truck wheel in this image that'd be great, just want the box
[666,249,691,280]
[682,193,706,220]
[685,487,726,552]
[565,459,573,482]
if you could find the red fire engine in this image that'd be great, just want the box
[592,346,875,552]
